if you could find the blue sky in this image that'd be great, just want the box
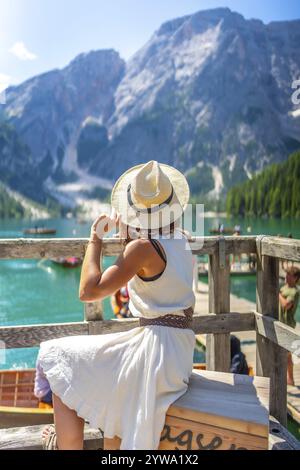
[0,0,300,91]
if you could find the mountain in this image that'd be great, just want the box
[0,8,300,212]
[1,50,125,208]
[226,150,300,218]
[0,181,57,219]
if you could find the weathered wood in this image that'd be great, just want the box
[189,236,257,256]
[261,236,300,262]
[0,237,125,259]
[105,369,270,450]
[206,240,231,372]
[0,424,103,450]
[84,301,104,321]
[256,244,288,426]
[0,322,89,349]
[0,236,258,260]
[106,417,268,450]
[3,417,299,451]
[255,312,300,355]
[0,313,255,349]
[269,416,300,450]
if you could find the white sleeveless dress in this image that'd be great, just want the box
[34,229,196,450]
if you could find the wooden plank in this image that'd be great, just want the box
[1,418,298,450]
[159,415,268,450]
[0,236,258,260]
[206,242,231,372]
[88,313,255,336]
[255,312,300,355]
[269,416,300,450]
[0,424,103,450]
[169,370,270,437]
[0,322,88,348]
[0,314,255,349]
[261,236,300,262]
[0,238,124,259]
[256,246,288,426]
[84,301,104,321]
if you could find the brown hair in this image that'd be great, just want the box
[286,266,300,281]
[123,222,176,246]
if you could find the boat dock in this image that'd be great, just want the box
[194,281,300,427]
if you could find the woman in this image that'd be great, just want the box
[35,160,196,450]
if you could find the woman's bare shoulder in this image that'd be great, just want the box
[124,238,153,255]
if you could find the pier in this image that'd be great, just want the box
[0,235,300,449]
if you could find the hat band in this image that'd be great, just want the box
[127,184,174,214]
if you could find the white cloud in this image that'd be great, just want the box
[9,41,37,61]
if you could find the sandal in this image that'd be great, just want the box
[42,424,59,450]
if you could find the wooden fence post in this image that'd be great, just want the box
[256,236,288,426]
[206,237,231,372]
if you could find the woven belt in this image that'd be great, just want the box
[139,307,194,329]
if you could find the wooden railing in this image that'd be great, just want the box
[1,235,300,429]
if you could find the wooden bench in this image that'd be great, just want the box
[105,369,271,450]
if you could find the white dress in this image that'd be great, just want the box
[34,229,196,450]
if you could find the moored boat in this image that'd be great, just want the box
[50,256,82,268]
[0,369,53,429]
[23,227,57,235]
[209,228,242,235]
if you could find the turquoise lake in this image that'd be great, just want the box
[0,214,299,370]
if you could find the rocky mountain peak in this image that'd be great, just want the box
[0,8,299,211]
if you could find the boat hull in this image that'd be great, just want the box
[0,406,53,429]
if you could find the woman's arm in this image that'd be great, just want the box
[79,212,165,302]
[279,292,294,311]
[79,238,152,302]
[79,240,103,301]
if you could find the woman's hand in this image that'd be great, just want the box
[90,209,118,241]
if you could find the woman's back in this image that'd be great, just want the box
[128,229,195,318]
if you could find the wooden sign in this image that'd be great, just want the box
[104,369,270,450]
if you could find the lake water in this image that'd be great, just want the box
[0,214,299,370]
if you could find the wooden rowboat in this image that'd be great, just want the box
[0,369,53,429]
[209,228,242,235]
[23,227,57,235]
[50,256,82,268]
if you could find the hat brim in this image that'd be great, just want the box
[111,163,190,229]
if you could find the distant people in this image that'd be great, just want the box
[247,226,252,234]
[230,335,249,375]
[111,285,131,318]
[34,361,53,407]
[279,266,300,386]
[219,223,225,234]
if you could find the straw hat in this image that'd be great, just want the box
[111,161,190,230]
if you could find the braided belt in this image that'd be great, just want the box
[139,307,194,329]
